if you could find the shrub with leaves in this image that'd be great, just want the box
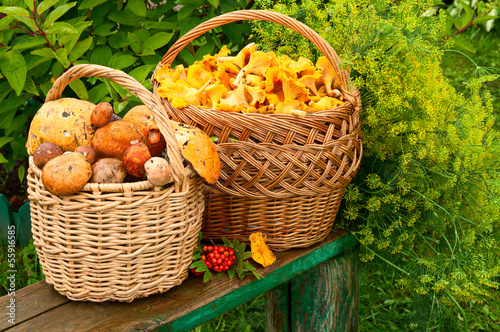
[0,0,253,178]
[254,0,499,329]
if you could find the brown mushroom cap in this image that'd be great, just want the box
[42,153,92,196]
[26,98,96,154]
[123,105,166,157]
[91,120,145,159]
[170,121,221,184]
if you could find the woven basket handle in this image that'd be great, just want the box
[46,64,186,184]
[158,9,352,90]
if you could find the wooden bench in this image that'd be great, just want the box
[0,230,359,331]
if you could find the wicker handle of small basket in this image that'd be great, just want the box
[46,64,186,184]
[157,9,352,90]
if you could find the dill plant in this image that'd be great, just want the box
[253,0,500,328]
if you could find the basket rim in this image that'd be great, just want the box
[29,156,197,194]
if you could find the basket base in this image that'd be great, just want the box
[202,188,347,251]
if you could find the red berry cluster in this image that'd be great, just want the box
[190,245,236,276]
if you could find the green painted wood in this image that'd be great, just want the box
[265,280,290,332]
[13,202,32,247]
[159,232,358,332]
[290,247,360,331]
[0,194,14,245]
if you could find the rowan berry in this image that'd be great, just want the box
[227,260,233,266]
[203,246,208,252]
[218,247,224,253]
[208,246,213,252]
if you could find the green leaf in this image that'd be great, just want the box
[473,15,500,24]
[180,49,195,65]
[190,260,206,268]
[111,54,137,69]
[0,50,26,96]
[55,47,70,67]
[180,17,201,37]
[203,270,212,283]
[128,32,141,53]
[0,107,17,129]
[144,21,177,30]
[0,16,14,31]
[39,81,53,96]
[24,0,35,12]
[31,47,56,59]
[46,22,77,35]
[37,0,60,14]
[93,22,115,36]
[110,81,128,98]
[115,100,128,114]
[195,266,206,273]
[45,2,76,27]
[0,153,8,164]
[108,10,141,26]
[10,15,37,32]
[452,35,476,54]
[69,79,89,100]
[227,268,235,279]
[88,83,109,103]
[221,23,245,44]
[108,32,129,49]
[0,137,15,148]
[126,0,147,17]
[0,82,12,102]
[90,45,112,66]
[177,5,197,21]
[252,271,262,280]
[6,114,28,136]
[457,0,474,23]
[129,65,154,82]
[207,0,220,8]
[194,39,214,61]
[69,37,93,62]
[79,0,109,10]
[0,6,30,16]
[23,77,38,95]
[142,32,174,51]
[12,35,46,51]
[52,61,64,78]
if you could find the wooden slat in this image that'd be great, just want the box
[0,281,70,331]
[3,230,358,332]
[290,248,360,331]
[265,280,290,332]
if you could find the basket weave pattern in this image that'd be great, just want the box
[152,10,363,251]
[28,65,204,302]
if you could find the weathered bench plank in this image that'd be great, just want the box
[1,230,358,332]
[265,248,359,332]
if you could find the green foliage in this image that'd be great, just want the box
[0,241,44,296]
[253,0,500,328]
[0,0,253,175]
[439,0,499,54]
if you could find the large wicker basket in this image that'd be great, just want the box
[152,10,362,251]
[27,64,204,302]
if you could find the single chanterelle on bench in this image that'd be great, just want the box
[0,230,359,332]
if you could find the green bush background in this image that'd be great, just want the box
[1,0,499,330]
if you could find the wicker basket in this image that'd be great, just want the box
[27,64,204,302]
[152,10,362,251]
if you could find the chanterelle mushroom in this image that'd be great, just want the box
[316,57,342,96]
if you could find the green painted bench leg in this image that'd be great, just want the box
[266,246,360,331]
[0,194,14,245]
